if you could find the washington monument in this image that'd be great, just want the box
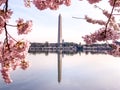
[58,14,62,46]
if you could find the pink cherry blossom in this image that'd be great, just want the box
[0,10,13,43]
[24,0,31,7]
[85,15,106,25]
[109,0,120,7]
[16,18,32,35]
[0,9,13,34]
[87,0,101,4]
[0,16,5,34]
[0,9,13,21]
[49,1,59,10]
[107,42,120,57]
[13,40,30,52]
[4,9,13,21]
[20,60,29,70]
[33,0,71,10]
[64,0,71,6]
[33,0,48,10]
[1,67,12,84]
[0,0,6,6]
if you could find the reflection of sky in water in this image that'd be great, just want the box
[0,54,120,90]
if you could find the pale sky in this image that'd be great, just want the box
[7,0,114,43]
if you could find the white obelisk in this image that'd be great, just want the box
[58,14,62,47]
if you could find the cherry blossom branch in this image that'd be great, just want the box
[7,32,18,42]
[5,0,8,11]
[94,5,103,11]
[72,16,106,26]
[4,23,10,49]
[72,17,85,20]
[112,14,120,15]
[4,0,10,50]
[104,0,117,37]
[6,24,17,27]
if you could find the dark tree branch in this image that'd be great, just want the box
[104,0,117,36]
[4,0,10,51]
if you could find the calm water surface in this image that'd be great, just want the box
[0,53,120,90]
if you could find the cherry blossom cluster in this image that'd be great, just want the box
[0,9,13,33]
[0,0,32,84]
[107,42,120,57]
[32,0,71,10]
[16,18,32,35]
[0,39,30,83]
[82,27,120,44]
[85,15,106,25]
[87,0,101,4]
[0,0,6,6]
[109,0,120,7]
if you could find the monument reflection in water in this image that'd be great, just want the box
[57,51,62,83]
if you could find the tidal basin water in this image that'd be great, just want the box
[1,53,120,90]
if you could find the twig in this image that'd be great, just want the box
[6,24,17,27]
[112,14,120,15]
[72,17,85,20]
[7,32,18,42]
